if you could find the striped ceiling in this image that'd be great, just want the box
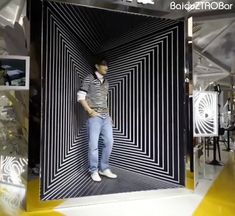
[48,1,179,54]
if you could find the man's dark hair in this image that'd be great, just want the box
[94,57,108,66]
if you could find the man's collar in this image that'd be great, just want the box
[93,71,105,83]
[95,71,104,79]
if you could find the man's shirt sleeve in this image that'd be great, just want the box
[77,91,87,101]
[80,75,91,92]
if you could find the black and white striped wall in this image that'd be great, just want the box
[41,0,185,200]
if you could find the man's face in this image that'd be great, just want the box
[96,64,108,75]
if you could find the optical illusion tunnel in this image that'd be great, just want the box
[40,0,185,200]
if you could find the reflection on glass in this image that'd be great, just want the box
[0,92,28,187]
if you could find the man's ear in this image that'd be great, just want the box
[95,64,98,70]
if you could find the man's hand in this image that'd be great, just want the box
[87,109,100,117]
[79,100,99,117]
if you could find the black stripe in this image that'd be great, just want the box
[79,88,88,93]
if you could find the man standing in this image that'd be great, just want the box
[77,58,117,182]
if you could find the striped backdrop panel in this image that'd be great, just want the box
[104,23,185,183]
[41,1,185,200]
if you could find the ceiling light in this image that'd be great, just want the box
[188,17,193,37]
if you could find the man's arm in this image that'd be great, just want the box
[79,98,100,117]
[77,91,99,117]
[78,75,101,117]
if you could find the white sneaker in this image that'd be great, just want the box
[91,171,102,182]
[99,169,117,179]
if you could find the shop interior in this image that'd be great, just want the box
[0,0,234,215]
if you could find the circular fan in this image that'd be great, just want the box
[194,92,218,136]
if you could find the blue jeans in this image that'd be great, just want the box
[87,116,113,173]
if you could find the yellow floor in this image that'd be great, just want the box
[20,179,64,215]
[1,153,235,216]
[186,170,195,190]
[193,152,235,216]
[0,179,64,216]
